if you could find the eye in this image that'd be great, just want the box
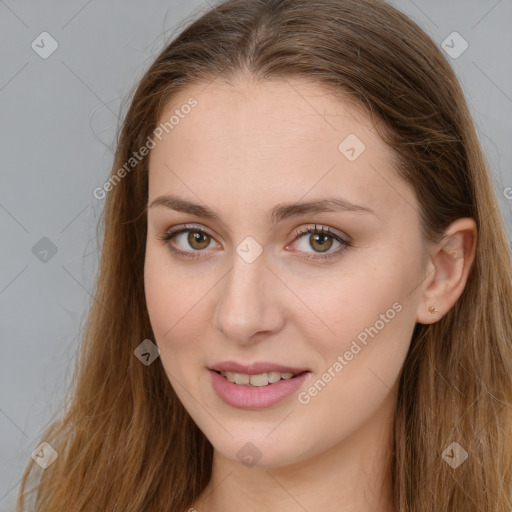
[157,224,220,259]
[287,224,351,261]
[157,223,351,261]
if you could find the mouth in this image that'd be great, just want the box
[211,369,310,387]
[208,367,312,409]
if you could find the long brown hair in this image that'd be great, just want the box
[17,0,512,510]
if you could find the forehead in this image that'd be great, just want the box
[155,77,372,157]
[147,77,417,224]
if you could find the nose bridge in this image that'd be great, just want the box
[213,245,282,342]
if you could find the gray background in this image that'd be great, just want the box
[1,0,511,509]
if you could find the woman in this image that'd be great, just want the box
[17,0,512,510]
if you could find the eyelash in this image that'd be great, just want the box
[157,223,351,261]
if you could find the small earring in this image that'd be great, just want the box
[428,305,438,315]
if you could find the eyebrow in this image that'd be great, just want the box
[148,194,376,224]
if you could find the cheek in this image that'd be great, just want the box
[143,245,215,368]
[289,263,410,350]
[287,248,420,404]
[291,275,413,441]
[144,250,176,339]
[293,246,420,404]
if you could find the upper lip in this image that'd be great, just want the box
[209,361,310,375]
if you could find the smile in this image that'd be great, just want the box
[209,369,311,409]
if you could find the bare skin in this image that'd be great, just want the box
[144,76,476,512]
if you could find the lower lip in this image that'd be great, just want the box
[209,369,311,409]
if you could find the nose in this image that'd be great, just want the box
[213,249,285,344]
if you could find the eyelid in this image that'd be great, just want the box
[166,223,215,237]
[291,223,350,243]
[157,223,216,241]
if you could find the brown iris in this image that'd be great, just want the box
[188,231,211,250]
[309,232,333,253]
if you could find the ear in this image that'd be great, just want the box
[416,217,477,325]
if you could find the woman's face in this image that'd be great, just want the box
[144,77,428,467]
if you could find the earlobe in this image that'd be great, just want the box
[427,305,438,316]
[416,218,477,325]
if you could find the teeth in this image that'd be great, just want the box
[268,371,282,383]
[248,373,268,387]
[234,373,250,385]
[220,371,297,386]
